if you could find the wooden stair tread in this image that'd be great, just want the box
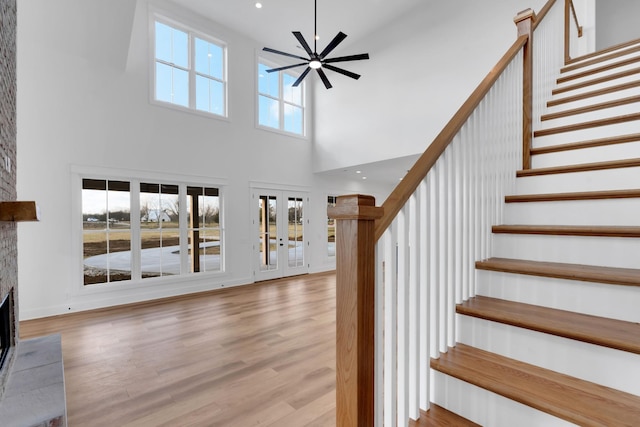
[559,55,640,84]
[547,80,640,107]
[492,224,640,238]
[457,296,640,354]
[565,38,640,67]
[540,95,640,122]
[476,257,640,287]
[516,157,640,177]
[431,343,640,427]
[534,112,640,137]
[530,133,640,155]
[553,67,640,95]
[505,188,640,202]
[408,404,481,427]
[561,44,640,74]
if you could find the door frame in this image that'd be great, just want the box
[251,185,309,281]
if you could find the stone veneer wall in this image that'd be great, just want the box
[0,0,18,398]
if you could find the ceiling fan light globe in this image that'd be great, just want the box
[309,60,322,69]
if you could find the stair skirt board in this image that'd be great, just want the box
[431,371,577,427]
[456,315,640,396]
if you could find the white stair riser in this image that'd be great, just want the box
[515,167,640,194]
[555,63,640,90]
[553,75,640,99]
[431,371,577,427]
[476,270,640,323]
[543,86,640,114]
[561,51,640,78]
[503,198,640,226]
[530,141,640,168]
[532,121,640,146]
[539,103,640,129]
[457,316,640,396]
[492,234,640,269]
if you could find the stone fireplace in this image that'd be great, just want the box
[0,289,15,398]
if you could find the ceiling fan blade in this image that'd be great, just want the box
[319,32,347,59]
[293,31,314,56]
[265,62,308,73]
[262,47,309,62]
[292,67,312,87]
[323,64,361,80]
[316,68,333,89]
[323,53,370,64]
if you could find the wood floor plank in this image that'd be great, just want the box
[19,272,472,426]
[20,273,338,427]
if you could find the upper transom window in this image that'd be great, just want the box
[154,19,227,117]
[258,60,305,136]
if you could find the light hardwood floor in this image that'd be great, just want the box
[20,272,337,426]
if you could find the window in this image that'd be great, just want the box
[258,60,305,135]
[154,19,226,117]
[187,186,221,273]
[82,179,131,285]
[140,183,180,278]
[82,177,223,286]
[327,196,337,258]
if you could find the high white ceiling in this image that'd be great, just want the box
[170,0,424,53]
[168,0,426,186]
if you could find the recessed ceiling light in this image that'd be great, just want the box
[255,2,263,9]
[362,176,367,180]
[356,170,362,174]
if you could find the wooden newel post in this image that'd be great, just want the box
[515,8,535,170]
[328,195,383,427]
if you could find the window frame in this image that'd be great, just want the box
[257,57,308,138]
[150,13,229,119]
[75,167,227,291]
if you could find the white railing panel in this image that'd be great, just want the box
[369,1,579,419]
[533,1,565,129]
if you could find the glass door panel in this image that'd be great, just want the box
[254,190,307,281]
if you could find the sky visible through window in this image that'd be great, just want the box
[155,20,226,116]
[258,62,304,135]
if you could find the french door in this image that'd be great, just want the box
[253,189,308,281]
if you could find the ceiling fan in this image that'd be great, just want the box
[262,0,370,89]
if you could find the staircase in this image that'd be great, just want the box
[429,39,640,426]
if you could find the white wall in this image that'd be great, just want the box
[596,0,640,51]
[16,0,383,319]
[313,0,547,173]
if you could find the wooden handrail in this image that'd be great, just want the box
[564,0,582,62]
[570,0,583,37]
[374,34,528,241]
[533,0,557,31]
